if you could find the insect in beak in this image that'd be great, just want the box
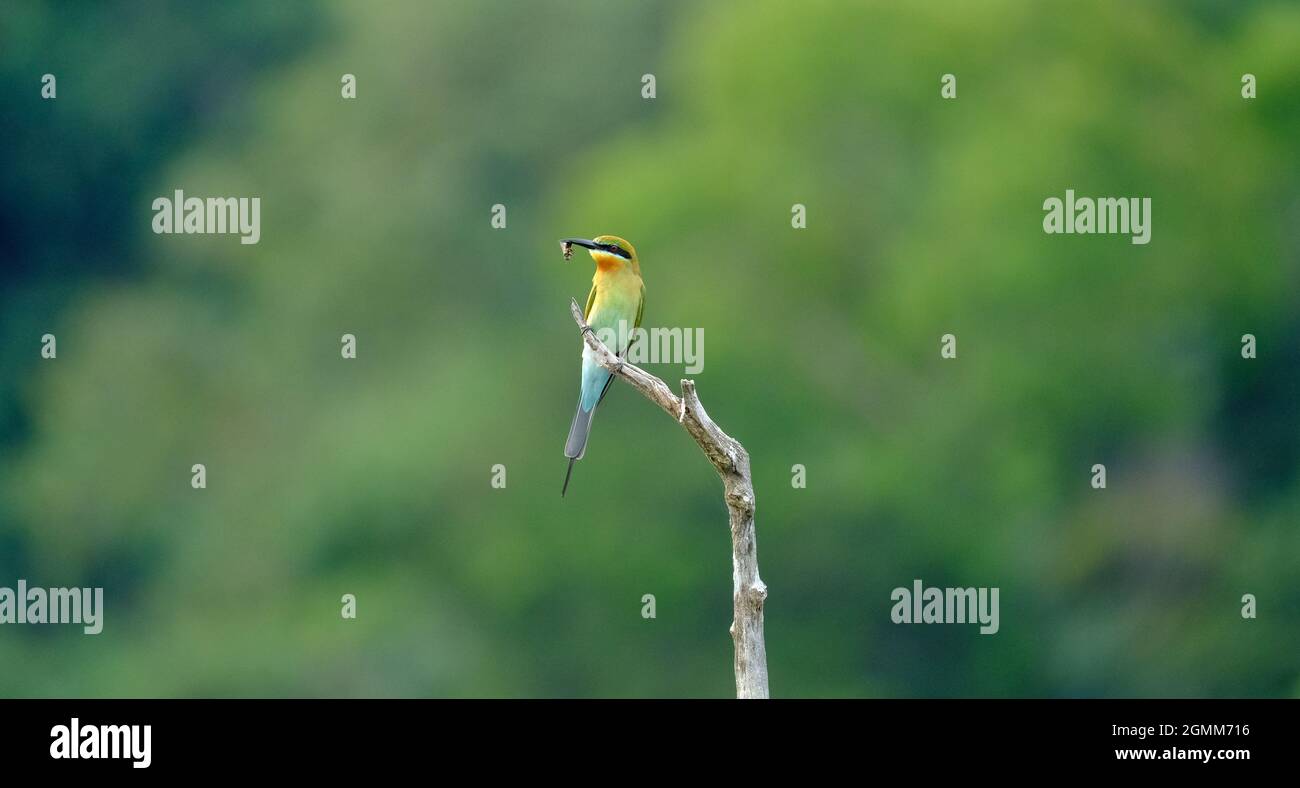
[560,238,600,262]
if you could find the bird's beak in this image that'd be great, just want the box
[560,238,600,250]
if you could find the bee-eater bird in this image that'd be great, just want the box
[561,235,645,496]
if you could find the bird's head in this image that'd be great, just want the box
[560,235,638,271]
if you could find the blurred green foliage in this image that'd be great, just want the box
[1,0,1297,697]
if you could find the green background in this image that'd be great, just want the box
[1,0,1297,697]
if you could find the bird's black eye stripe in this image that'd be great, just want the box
[604,244,629,258]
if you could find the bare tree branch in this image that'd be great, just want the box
[569,298,769,699]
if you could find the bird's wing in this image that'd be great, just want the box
[634,282,645,330]
[621,281,646,358]
[594,281,642,409]
[583,281,598,321]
